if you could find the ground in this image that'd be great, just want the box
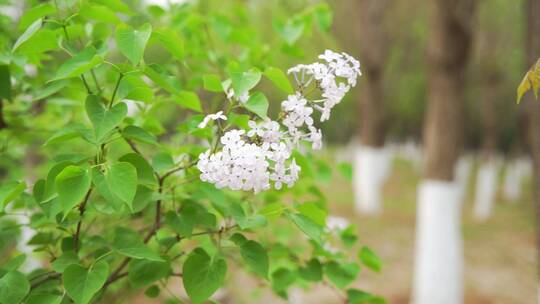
[324,157,537,304]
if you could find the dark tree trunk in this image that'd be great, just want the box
[480,71,501,159]
[423,0,476,181]
[357,0,389,147]
[524,0,540,280]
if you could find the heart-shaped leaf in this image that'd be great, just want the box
[183,248,227,304]
[238,240,269,278]
[55,166,91,219]
[230,70,261,96]
[115,23,152,66]
[106,162,137,209]
[244,92,269,119]
[112,228,164,261]
[85,95,127,143]
[63,261,109,304]
[264,67,293,94]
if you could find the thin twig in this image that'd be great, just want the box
[73,188,93,251]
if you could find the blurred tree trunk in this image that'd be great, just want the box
[473,71,501,220]
[353,0,391,215]
[423,0,475,181]
[480,72,500,159]
[357,0,388,147]
[524,0,540,291]
[413,0,475,303]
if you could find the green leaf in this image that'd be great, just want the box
[152,152,174,173]
[0,65,12,100]
[151,28,184,60]
[25,293,63,304]
[274,19,305,45]
[63,261,109,304]
[52,47,103,81]
[0,181,26,212]
[165,208,195,238]
[132,185,154,212]
[55,166,91,219]
[244,92,269,119]
[18,3,56,31]
[324,261,360,289]
[299,258,323,282]
[271,268,296,293]
[287,213,323,244]
[80,3,121,25]
[144,64,180,94]
[122,126,158,146]
[264,67,293,94]
[85,95,127,143]
[183,248,227,304]
[118,153,156,186]
[117,75,153,103]
[313,3,333,31]
[115,23,152,66]
[230,70,261,96]
[174,91,202,112]
[338,162,353,181]
[238,240,269,278]
[12,18,42,52]
[51,251,79,273]
[347,289,386,304]
[14,29,57,55]
[2,255,26,272]
[258,202,287,219]
[359,246,382,273]
[144,285,160,298]
[203,74,223,92]
[44,123,87,146]
[91,168,124,213]
[297,202,327,227]
[106,162,137,209]
[112,228,164,261]
[128,259,170,288]
[0,271,30,304]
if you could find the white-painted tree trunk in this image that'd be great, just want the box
[503,160,521,201]
[412,180,463,304]
[503,157,532,201]
[455,156,472,205]
[473,160,499,221]
[353,145,391,215]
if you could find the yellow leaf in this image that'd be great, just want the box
[517,71,531,104]
[517,58,540,104]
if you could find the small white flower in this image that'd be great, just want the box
[326,216,350,231]
[198,111,227,128]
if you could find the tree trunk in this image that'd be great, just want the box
[473,72,501,220]
[353,0,391,214]
[413,0,475,303]
[524,0,540,299]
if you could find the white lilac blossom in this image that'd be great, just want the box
[197,50,361,192]
[226,88,250,104]
[326,216,350,232]
[198,111,227,129]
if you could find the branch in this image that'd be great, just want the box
[73,188,93,251]
[0,99,7,130]
[30,272,61,289]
